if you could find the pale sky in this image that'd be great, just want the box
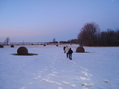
[0,0,119,42]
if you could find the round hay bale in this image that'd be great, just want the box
[17,47,28,55]
[76,46,85,52]
[0,45,4,48]
[11,45,14,48]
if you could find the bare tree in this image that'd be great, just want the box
[4,37,10,45]
[53,38,56,43]
[78,22,100,46]
[98,29,119,46]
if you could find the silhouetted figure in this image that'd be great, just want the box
[63,46,66,53]
[68,48,73,60]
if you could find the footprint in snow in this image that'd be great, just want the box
[62,81,76,87]
[82,71,92,77]
[71,84,76,87]
[104,80,110,83]
[62,81,69,85]
[42,78,62,85]
[81,83,93,87]
[54,82,62,85]
[42,79,52,83]
[104,80,112,86]
[80,77,90,81]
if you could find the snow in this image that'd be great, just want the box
[0,45,119,89]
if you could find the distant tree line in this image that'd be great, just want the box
[59,39,78,44]
[78,22,119,46]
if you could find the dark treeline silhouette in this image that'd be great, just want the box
[78,22,119,46]
[59,39,78,44]
[98,29,119,46]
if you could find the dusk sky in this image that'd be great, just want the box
[0,0,119,42]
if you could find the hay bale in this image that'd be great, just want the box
[11,45,14,48]
[0,45,4,48]
[13,46,38,56]
[76,46,85,52]
[17,47,28,55]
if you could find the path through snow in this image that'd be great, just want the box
[18,45,94,89]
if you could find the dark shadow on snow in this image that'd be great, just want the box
[12,53,38,56]
[74,51,90,53]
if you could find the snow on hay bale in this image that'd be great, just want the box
[0,45,4,48]
[76,46,85,52]
[17,46,28,55]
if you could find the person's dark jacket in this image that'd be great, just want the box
[68,48,73,54]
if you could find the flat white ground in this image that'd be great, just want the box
[0,45,119,89]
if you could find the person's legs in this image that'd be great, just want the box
[66,53,68,58]
[69,54,72,60]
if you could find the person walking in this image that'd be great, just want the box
[65,46,70,58]
[63,46,66,53]
[68,48,73,60]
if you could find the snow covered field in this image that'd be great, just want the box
[0,45,119,89]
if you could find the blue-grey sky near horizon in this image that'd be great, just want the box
[0,0,119,42]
